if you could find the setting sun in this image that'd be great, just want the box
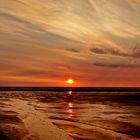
[66,78,74,84]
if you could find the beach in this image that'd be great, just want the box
[0,91,140,140]
[0,97,73,140]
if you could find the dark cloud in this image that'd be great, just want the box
[93,62,140,68]
[90,44,140,58]
[90,46,129,57]
[90,47,106,54]
[65,48,80,53]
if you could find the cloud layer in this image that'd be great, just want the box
[0,0,140,86]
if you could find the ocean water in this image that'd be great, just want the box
[0,91,140,140]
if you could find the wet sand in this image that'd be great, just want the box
[0,91,140,140]
[0,98,73,140]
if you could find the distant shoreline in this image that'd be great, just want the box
[0,87,140,92]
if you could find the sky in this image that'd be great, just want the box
[0,0,140,87]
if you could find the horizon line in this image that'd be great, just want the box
[0,86,140,92]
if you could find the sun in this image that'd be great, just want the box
[66,78,74,84]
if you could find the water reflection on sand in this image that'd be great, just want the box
[0,91,140,140]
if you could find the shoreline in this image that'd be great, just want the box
[0,99,74,140]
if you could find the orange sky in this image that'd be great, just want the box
[0,0,140,87]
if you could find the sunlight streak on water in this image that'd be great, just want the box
[67,102,73,117]
[68,91,72,96]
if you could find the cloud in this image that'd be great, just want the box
[90,42,140,59]
[93,62,140,68]
[65,48,80,53]
[0,0,140,86]
[132,43,140,58]
[90,46,128,56]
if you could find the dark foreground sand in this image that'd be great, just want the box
[0,110,29,140]
[0,99,73,140]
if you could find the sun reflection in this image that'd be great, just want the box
[68,102,73,117]
[68,91,72,96]
[68,102,73,108]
